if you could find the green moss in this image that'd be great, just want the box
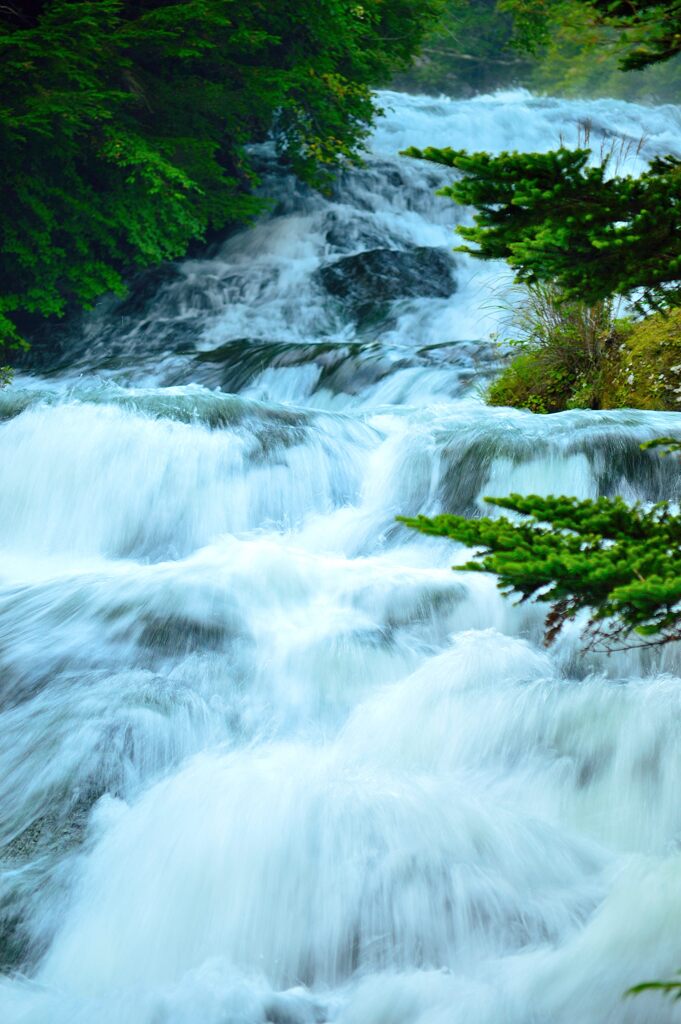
[600,310,681,411]
[487,347,598,414]
[487,351,568,413]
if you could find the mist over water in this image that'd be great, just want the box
[3,90,681,1023]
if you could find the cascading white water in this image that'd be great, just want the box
[2,89,681,1024]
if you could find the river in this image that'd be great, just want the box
[2,89,681,1024]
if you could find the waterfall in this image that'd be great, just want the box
[2,89,681,1024]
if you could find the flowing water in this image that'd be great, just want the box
[3,90,681,1024]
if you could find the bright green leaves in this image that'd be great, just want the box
[400,493,681,650]
[398,2,681,656]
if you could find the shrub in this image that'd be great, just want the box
[486,284,618,413]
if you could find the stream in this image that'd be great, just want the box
[3,89,681,1023]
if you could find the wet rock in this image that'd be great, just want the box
[191,339,400,395]
[316,246,456,326]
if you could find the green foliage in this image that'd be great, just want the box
[487,284,617,412]
[503,0,681,71]
[487,349,594,413]
[628,975,681,999]
[393,0,532,96]
[400,493,681,651]
[0,0,441,348]
[395,0,681,101]
[525,5,681,101]
[486,349,558,413]
[401,145,681,311]
[595,0,681,70]
[400,1,681,311]
[487,300,681,414]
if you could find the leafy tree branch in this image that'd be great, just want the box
[399,492,681,651]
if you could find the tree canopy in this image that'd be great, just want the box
[396,0,681,101]
[504,0,681,70]
[0,0,441,349]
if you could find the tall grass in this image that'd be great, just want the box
[487,284,621,413]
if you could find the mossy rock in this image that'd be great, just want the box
[600,310,681,411]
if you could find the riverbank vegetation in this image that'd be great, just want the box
[487,301,681,414]
[484,285,618,413]
[395,0,681,101]
[0,0,441,353]
[403,0,681,661]
[5,0,679,365]
[405,1,681,419]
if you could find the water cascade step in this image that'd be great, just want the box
[2,90,681,1024]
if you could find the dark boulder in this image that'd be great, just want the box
[316,246,456,328]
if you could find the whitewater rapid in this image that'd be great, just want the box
[2,90,681,1024]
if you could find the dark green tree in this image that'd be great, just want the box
[400,145,681,311]
[400,493,681,651]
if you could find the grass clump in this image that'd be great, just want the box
[486,285,617,413]
[486,287,681,414]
